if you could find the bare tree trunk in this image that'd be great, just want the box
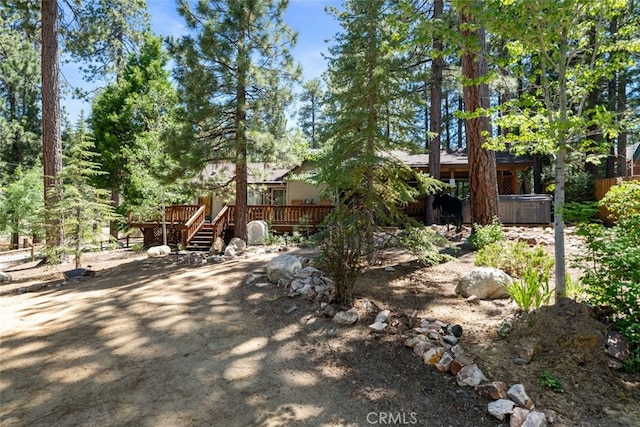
[234,25,248,242]
[617,69,628,177]
[427,0,443,225]
[41,0,64,255]
[457,94,463,149]
[460,7,499,225]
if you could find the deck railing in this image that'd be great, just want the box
[226,204,333,227]
[128,204,206,247]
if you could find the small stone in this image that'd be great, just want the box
[606,331,630,362]
[404,335,428,348]
[456,354,475,366]
[435,352,454,372]
[207,255,224,263]
[254,282,274,288]
[522,410,547,427]
[451,344,464,358]
[375,309,391,324]
[450,359,463,375]
[543,410,556,424]
[513,356,529,365]
[443,335,459,345]
[607,357,624,369]
[384,266,396,272]
[475,381,509,400]
[456,364,487,387]
[466,295,481,305]
[0,272,12,283]
[510,407,530,427]
[147,245,171,258]
[413,341,434,357]
[488,399,515,421]
[369,321,387,332]
[508,384,534,409]
[408,310,418,327]
[285,305,298,314]
[423,347,444,365]
[333,308,359,325]
[498,322,512,336]
[449,324,463,337]
[514,344,536,363]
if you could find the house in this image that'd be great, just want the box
[194,161,331,221]
[130,149,541,248]
[194,148,538,225]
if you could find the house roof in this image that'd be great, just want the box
[197,162,292,185]
[198,149,534,186]
[389,149,534,169]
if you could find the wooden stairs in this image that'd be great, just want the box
[185,222,214,251]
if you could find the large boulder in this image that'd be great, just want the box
[209,237,225,255]
[266,254,303,283]
[455,267,512,299]
[247,220,269,245]
[147,245,171,258]
[227,237,247,255]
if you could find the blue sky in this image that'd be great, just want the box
[62,0,343,125]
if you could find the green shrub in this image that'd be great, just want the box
[398,226,454,266]
[317,207,368,307]
[538,370,563,392]
[572,181,640,372]
[475,240,554,279]
[507,266,554,311]
[467,218,504,249]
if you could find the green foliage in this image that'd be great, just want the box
[0,163,44,241]
[565,273,585,301]
[600,181,640,219]
[92,34,186,223]
[538,370,563,393]
[63,0,149,85]
[317,206,369,307]
[297,78,325,149]
[574,212,640,372]
[507,266,554,311]
[0,9,41,180]
[475,240,554,279]
[53,116,119,267]
[397,227,454,267]
[467,218,504,249]
[562,201,600,225]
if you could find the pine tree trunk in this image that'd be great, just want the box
[460,8,499,225]
[41,0,63,254]
[427,0,443,226]
[234,26,248,242]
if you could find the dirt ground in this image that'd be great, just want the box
[1,226,639,427]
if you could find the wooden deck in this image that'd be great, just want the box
[129,204,334,248]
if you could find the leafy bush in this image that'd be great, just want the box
[538,370,563,392]
[317,207,368,307]
[467,217,504,250]
[474,240,554,279]
[507,266,554,311]
[397,227,454,266]
[573,181,640,372]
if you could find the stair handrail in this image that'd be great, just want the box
[183,205,207,247]
[211,205,231,239]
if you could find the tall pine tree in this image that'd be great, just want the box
[167,0,300,241]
